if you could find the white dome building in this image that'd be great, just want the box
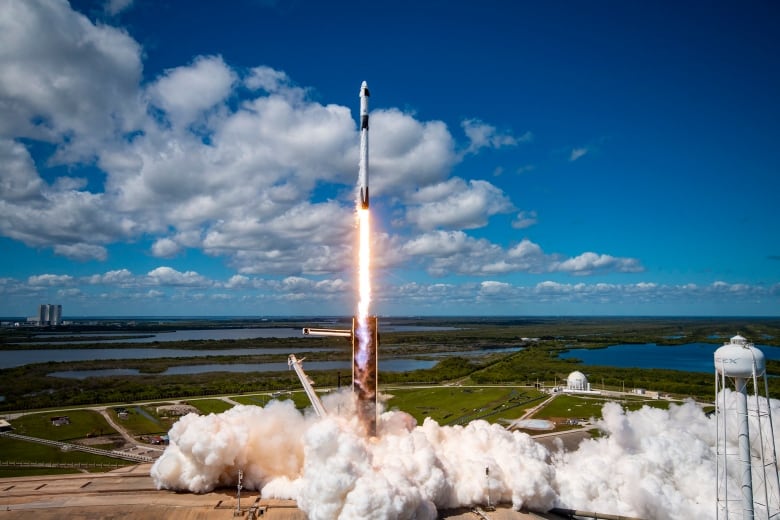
[566,370,591,392]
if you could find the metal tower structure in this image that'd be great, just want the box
[715,335,780,519]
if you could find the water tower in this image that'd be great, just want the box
[714,335,780,519]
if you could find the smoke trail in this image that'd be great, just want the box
[151,391,780,519]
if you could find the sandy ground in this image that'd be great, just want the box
[0,463,560,520]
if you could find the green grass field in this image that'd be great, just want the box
[232,391,311,409]
[10,409,115,441]
[108,406,168,436]
[186,398,234,414]
[384,386,547,426]
[0,437,131,468]
[533,393,671,421]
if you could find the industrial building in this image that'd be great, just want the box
[35,303,62,326]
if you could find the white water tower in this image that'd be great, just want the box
[715,334,780,519]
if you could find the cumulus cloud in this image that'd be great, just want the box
[0,0,142,152]
[146,55,237,128]
[28,274,75,286]
[551,252,644,276]
[0,139,43,202]
[406,178,514,230]
[146,266,211,287]
[371,109,457,197]
[398,233,643,278]
[245,66,294,93]
[0,0,542,286]
[87,269,134,286]
[151,238,183,258]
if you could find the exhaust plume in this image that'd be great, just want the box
[151,390,780,519]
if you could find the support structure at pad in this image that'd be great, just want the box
[353,316,378,436]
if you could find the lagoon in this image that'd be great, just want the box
[559,342,780,373]
[48,358,438,379]
[0,347,337,369]
[29,325,459,345]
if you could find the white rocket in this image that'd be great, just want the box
[358,81,370,209]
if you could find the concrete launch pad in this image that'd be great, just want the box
[0,464,304,520]
[0,464,563,519]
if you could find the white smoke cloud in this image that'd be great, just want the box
[151,390,780,519]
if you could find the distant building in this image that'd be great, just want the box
[50,416,70,426]
[566,371,590,392]
[562,370,600,394]
[37,304,62,326]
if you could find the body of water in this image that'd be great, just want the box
[0,347,337,369]
[29,328,308,344]
[48,358,437,379]
[28,325,458,344]
[559,342,780,373]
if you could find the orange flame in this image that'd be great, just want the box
[355,207,371,362]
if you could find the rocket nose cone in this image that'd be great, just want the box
[361,81,368,88]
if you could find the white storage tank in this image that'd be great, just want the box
[714,334,765,378]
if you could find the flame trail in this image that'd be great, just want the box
[355,207,371,374]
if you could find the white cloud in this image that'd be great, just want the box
[551,252,644,276]
[479,280,513,297]
[88,269,134,286]
[146,267,211,287]
[152,238,183,258]
[399,234,642,278]
[0,0,142,153]
[0,0,656,303]
[570,147,589,161]
[0,139,43,201]
[511,210,537,229]
[245,66,292,93]
[406,178,514,230]
[402,230,477,257]
[371,109,457,197]
[147,55,237,128]
[53,243,108,261]
[104,0,134,15]
[224,274,251,289]
[461,119,529,155]
[28,274,74,286]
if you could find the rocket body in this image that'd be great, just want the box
[358,81,370,209]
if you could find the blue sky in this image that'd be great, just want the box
[1,0,778,317]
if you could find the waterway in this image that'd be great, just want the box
[559,342,780,374]
[48,358,437,379]
[0,347,337,369]
[3,343,520,370]
[29,325,458,344]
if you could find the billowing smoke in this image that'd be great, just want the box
[151,390,780,519]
